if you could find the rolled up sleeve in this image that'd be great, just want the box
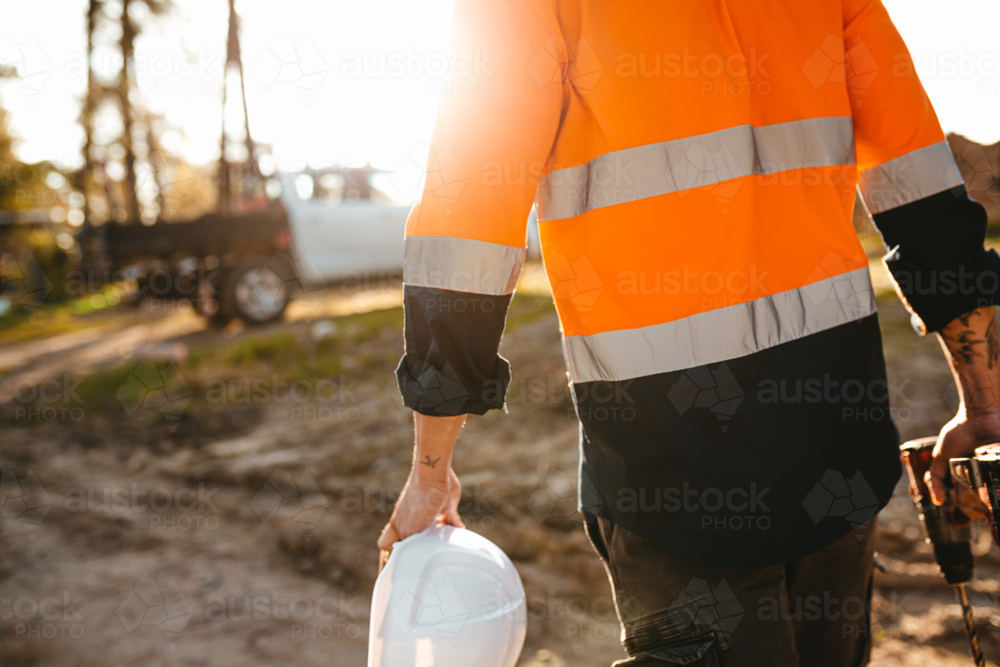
[844,0,998,333]
[396,0,566,415]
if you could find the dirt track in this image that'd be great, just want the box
[1,266,999,666]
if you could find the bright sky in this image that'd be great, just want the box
[0,0,997,177]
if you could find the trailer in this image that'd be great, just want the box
[84,167,411,324]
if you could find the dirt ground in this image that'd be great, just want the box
[1,262,999,666]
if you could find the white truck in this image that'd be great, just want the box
[90,166,540,324]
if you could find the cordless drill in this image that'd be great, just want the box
[900,437,975,584]
[899,436,984,667]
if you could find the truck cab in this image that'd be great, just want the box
[276,167,410,287]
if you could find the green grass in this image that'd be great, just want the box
[10,305,410,422]
[73,364,138,406]
[0,288,130,344]
[185,306,404,401]
[345,307,404,343]
[72,360,189,420]
[222,332,305,368]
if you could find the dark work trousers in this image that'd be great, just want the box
[584,514,878,666]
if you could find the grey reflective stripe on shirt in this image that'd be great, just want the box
[403,236,525,295]
[563,267,875,383]
[537,116,856,222]
[858,140,964,214]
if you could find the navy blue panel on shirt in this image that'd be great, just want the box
[574,313,902,569]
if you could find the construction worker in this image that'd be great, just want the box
[378,0,1000,663]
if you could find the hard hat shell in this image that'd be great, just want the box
[367,525,527,667]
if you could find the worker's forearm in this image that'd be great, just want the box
[411,413,467,483]
[937,307,1000,415]
[377,412,468,550]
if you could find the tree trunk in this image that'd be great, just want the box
[142,110,169,220]
[119,0,140,223]
[80,0,100,225]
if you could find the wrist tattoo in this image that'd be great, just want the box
[420,455,440,469]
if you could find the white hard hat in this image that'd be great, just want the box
[367,524,527,667]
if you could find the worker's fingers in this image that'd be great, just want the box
[927,427,956,506]
[927,420,977,506]
[925,468,948,507]
[377,520,401,552]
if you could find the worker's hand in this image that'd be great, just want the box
[377,466,465,552]
[927,409,1000,505]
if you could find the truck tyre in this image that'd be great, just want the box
[223,259,289,324]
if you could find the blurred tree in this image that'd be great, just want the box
[117,0,173,223]
[138,106,217,222]
[0,68,20,212]
[0,84,59,216]
[218,0,262,215]
[118,0,139,222]
[72,0,178,228]
[0,91,73,310]
[75,0,105,226]
[157,159,218,222]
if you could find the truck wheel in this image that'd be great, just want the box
[223,259,289,324]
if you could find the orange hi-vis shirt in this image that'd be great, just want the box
[395,0,997,567]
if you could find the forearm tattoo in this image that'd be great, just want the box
[942,309,997,370]
[947,330,985,367]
